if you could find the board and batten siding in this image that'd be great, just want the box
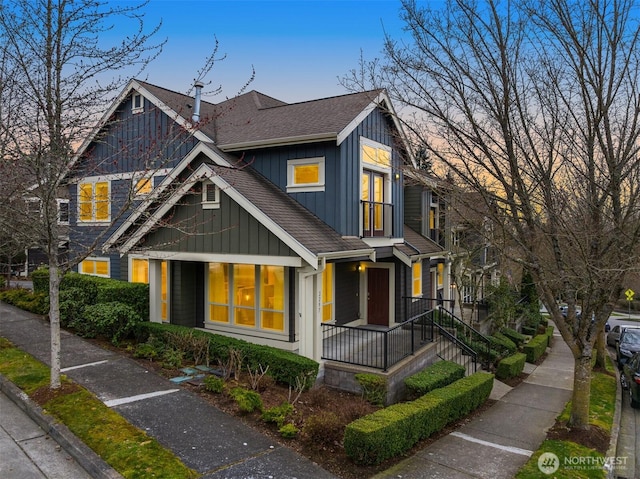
[140,185,299,257]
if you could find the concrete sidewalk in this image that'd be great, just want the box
[0,302,336,479]
[373,326,574,479]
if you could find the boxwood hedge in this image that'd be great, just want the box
[496,352,526,380]
[404,360,465,400]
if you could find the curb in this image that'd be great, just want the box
[605,359,623,479]
[0,374,123,479]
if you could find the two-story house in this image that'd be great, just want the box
[67,79,448,372]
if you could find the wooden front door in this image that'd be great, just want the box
[367,268,389,326]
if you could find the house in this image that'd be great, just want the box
[67,79,453,381]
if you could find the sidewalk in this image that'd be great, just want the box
[0,302,337,479]
[373,325,575,479]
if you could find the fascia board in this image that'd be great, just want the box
[393,247,413,267]
[219,133,335,152]
[102,142,229,250]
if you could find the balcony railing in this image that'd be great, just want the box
[361,200,393,237]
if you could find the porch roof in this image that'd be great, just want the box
[393,225,445,266]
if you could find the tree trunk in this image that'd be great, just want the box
[49,262,61,389]
[569,355,592,429]
[594,330,606,369]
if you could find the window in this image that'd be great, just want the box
[322,263,334,322]
[202,181,220,209]
[161,261,169,322]
[208,263,230,323]
[132,93,143,113]
[80,258,110,277]
[412,261,422,297]
[78,180,110,222]
[207,262,286,332]
[287,157,325,192]
[234,264,256,327]
[437,263,444,287]
[362,139,391,168]
[130,258,149,283]
[362,170,385,236]
[260,266,285,331]
[135,177,152,196]
[57,199,70,224]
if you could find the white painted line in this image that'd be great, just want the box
[104,389,180,408]
[61,360,109,372]
[449,431,533,456]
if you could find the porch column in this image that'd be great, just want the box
[443,259,452,302]
[297,267,323,362]
[148,259,162,323]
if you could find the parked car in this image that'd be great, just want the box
[607,324,640,347]
[621,351,640,409]
[617,328,640,370]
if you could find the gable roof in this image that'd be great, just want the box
[393,225,446,266]
[106,158,375,269]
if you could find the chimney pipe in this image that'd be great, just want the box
[192,81,204,123]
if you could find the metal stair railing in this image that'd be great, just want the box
[435,306,493,369]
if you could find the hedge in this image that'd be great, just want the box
[488,333,517,355]
[404,360,465,399]
[31,268,50,294]
[135,322,319,389]
[496,352,527,380]
[545,325,554,347]
[524,334,548,363]
[344,372,494,465]
[500,327,527,347]
[71,302,142,344]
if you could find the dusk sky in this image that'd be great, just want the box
[114,0,416,103]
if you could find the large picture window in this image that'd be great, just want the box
[207,262,286,332]
[78,180,110,222]
[80,258,110,277]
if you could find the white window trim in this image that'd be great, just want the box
[286,157,325,193]
[79,257,110,278]
[57,199,70,225]
[202,180,221,209]
[132,93,143,114]
[77,179,111,224]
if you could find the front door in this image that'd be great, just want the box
[367,268,389,326]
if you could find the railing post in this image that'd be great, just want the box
[383,329,388,371]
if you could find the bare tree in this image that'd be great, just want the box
[0,0,164,388]
[343,0,640,429]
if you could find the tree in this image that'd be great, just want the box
[0,0,163,388]
[343,0,640,429]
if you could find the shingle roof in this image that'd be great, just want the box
[137,80,384,149]
[402,225,445,256]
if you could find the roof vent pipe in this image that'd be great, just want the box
[192,81,204,123]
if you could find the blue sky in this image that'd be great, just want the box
[117,0,411,103]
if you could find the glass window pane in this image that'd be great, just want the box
[136,178,152,195]
[362,144,377,165]
[79,183,93,221]
[261,266,284,310]
[210,305,229,323]
[322,263,333,322]
[95,182,109,220]
[413,262,422,296]
[131,258,148,283]
[95,260,109,276]
[293,164,319,185]
[209,263,229,304]
[81,260,94,274]
[261,311,284,331]
[234,264,255,327]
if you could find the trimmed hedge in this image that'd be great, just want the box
[545,325,554,347]
[524,334,548,363]
[31,268,50,294]
[71,302,142,344]
[344,372,494,465]
[488,333,517,355]
[0,289,49,315]
[500,327,527,347]
[496,352,527,380]
[404,360,465,399]
[135,322,319,389]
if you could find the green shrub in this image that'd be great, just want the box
[523,334,548,363]
[500,327,527,347]
[161,348,183,369]
[96,282,149,320]
[262,402,293,428]
[496,352,527,380]
[545,325,554,347]
[229,387,263,413]
[133,342,159,361]
[134,322,319,389]
[59,287,92,327]
[31,268,50,294]
[490,332,517,354]
[0,289,49,315]
[203,375,225,394]
[279,423,299,439]
[73,301,142,344]
[521,325,537,336]
[355,373,387,406]
[0,275,6,289]
[344,372,494,465]
[303,412,343,446]
[404,360,465,400]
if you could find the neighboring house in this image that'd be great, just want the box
[67,79,449,372]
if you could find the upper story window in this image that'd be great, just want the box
[57,199,70,225]
[362,138,391,169]
[287,157,325,193]
[132,93,143,114]
[78,179,110,223]
[202,180,220,209]
[135,177,152,197]
[80,257,110,277]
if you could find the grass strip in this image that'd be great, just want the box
[515,360,616,479]
[0,337,198,479]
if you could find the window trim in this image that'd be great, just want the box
[57,199,70,225]
[132,93,143,114]
[286,157,325,193]
[77,179,111,223]
[79,257,110,278]
[202,180,220,209]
